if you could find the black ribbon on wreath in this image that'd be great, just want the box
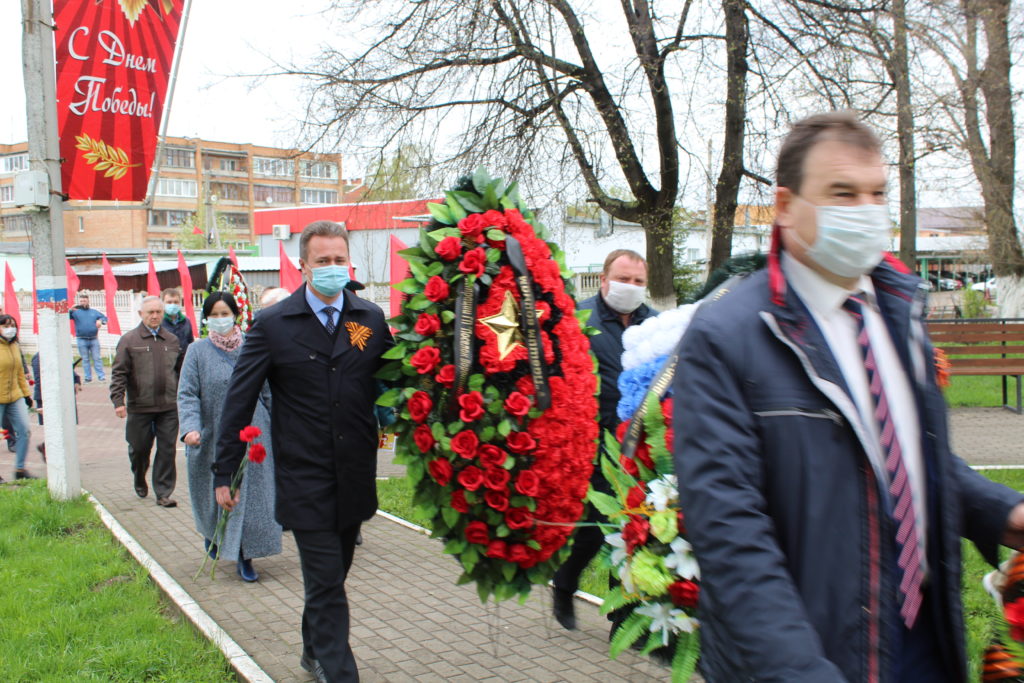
[452,277,479,403]
[505,235,551,410]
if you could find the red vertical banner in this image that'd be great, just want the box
[102,254,122,335]
[54,1,185,201]
[176,250,197,331]
[389,235,409,320]
[4,264,20,328]
[65,259,80,335]
[32,261,39,335]
[228,246,239,268]
[279,242,303,292]
[147,252,161,296]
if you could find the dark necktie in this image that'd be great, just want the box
[323,306,338,336]
[843,295,923,628]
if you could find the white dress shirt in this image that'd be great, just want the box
[782,253,927,570]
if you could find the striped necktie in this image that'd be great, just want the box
[843,295,924,628]
[323,306,338,336]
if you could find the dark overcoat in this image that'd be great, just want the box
[214,285,393,531]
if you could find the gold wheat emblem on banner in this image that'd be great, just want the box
[74,134,141,181]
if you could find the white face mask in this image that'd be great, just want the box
[790,198,891,278]
[205,317,236,336]
[604,281,647,314]
[0,327,16,340]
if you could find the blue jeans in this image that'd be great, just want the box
[0,399,30,470]
[76,337,104,381]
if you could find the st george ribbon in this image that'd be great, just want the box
[54,0,185,201]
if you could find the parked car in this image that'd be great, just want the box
[971,277,997,294]
[938,278,962,291]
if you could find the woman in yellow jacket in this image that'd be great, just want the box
[0,314,33,480]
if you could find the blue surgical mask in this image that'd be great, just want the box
[310,265,350,297]
[165,303,181,317]
[205,317,236,336]
[791,198,891,278]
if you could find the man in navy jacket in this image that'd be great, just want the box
[674,112,1024,681]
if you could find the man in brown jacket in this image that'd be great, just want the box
[110,295,180,507]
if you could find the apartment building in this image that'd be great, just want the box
[0,137,364,250]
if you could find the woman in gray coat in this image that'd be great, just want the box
[178,292,281,582]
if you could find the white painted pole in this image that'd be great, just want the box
[21,0,80,499]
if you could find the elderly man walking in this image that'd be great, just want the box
[110,295,181,507]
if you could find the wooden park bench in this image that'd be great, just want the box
[927,318,1024,414]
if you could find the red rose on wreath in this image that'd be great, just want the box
[481,209,508,228]
[458,391,485,422]
[408,391,433,422]
[506,431,537,453]
[508,544,530,564]
[410,346,441,374]
[457,465,484,491]
[424,276,450,302]
[427,458,453,486]
[515,376,535,396]
[478,444,507,468]
[504,391,531,418]
[506,507,533,530]
[459,248,487,277]
[514,470,540,497]
[413,425,435,453]
[485,539,507,559]
[485,489,509,511]
[458,214,487,243]
[622,514,650,554]
[451,430,479,459]
[483,466,511,491]
[465,521,489,545]
[414,313,441,337]
[450,489,469,513]
[668,580,700,608]
[435,364,455,387]
[1006,599,1024,641]
[626,485,646,509]
[435,236,463,261]
[619,453,640,477]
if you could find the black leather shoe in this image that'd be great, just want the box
[14,469,37,480]
[155,497,177,508]
[355,532,363,546]
[552,586,577,631]
[135,484,148,498]
[300,653,327,683]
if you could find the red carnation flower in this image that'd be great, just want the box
[414,313,441,337]
[622,515,650,554]
[458,391,485,423]
[505,431,536,453]
[407,391,433,423]
[239,425,262,443]
[503,391,531,418]
[1007,599,1024,641]
[464,520,489,545]
[505,507,533,530]
[424,276,450,302]
[478,444,507,468]
[485,539,507,559]
[451,430,479,459]
[484,489,509,511]
[435,236,463,261]
[459,248,487,277]
[619,453,639,477]
[413,424,435,453]
[450,489,469,513]
[410,346,442,374]
[515,376,535,396]
[247,443,267,464]
[514,470,540,497]
[457,465,484,491]
[668,580,700,609]
[507,543,530,565]
[427,458,453,486]
[483,466,511,491]
[435,364,455,388]
[458,214,487,243]
[635,441,655,470]
[615,420,630,442]
[626,485,646,509]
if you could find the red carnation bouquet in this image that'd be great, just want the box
[194,425,267,580]
[378,168,599,603]
[982,552,1024,680]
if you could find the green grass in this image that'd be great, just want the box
[0,480,234,681]
[944,374,1010,408]
[378,470,1024,675]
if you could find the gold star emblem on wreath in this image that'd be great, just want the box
[480,290,525,360]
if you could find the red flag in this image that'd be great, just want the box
[279,242,303,292]
[228,246,239,268]
[65,259,80,336]
[192,226,203,235]
[54,2,184,201]
[102,254,121,335]
[147,252,161,296]
[31,260,38,335]
[4,263,20,328]
[177,250,197,332]
[389,235,410,320]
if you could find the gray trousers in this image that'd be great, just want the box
[125,410,178,499]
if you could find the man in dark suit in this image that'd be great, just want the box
[214,220,393,683]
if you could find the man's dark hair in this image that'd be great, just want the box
[776,111,882,193]
[202,291,239,320]
[300,220,349,261]
[602,249,647,275]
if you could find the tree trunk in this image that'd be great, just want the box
[890,0,917,271]
[709,0,748,272]
[643,208,678,311]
